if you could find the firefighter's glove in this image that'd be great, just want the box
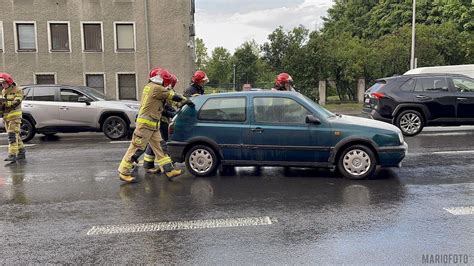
[182,99,195,107]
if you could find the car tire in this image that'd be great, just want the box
[337,145,377,180]
[185,145,219,177]
[20,118,36,143]
[395,110,424,136]
[102,116,129,140]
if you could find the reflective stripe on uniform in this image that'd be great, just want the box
[136,117,159,127]
[144,154,155,162]
[5,111,22,119]
[167,91,175,100]
[156,156,172,166]
[119,160,134,170]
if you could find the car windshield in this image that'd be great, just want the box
[78,86,114,101]
[298,93,335,118]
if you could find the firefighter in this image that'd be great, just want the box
[0,73,26,162]
[184,70,209,97]
[273,72,296,91]
[143,74,179,173]
[118,68,194,183]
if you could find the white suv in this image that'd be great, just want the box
[0,85,139,142]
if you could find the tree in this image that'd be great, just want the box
[195,38,209,70]
[206,47,232,86]
[233,40,260,85]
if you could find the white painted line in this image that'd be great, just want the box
[443,206,474,216]
[0,144,36,148]
[407,150,474,156]
[422,132,473,137]
[87,216,275,236]
[109,140,131,144]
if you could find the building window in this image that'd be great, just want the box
[49,22,70,52]
[16,23,37,52]
[82,23,102,52]
[35,74,56,84]
[118,74,136,100]
[115,23,135,51]
[0,21,4,52]
[86,74,105,93]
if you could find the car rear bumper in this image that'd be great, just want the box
[377,141,408,167]
[362,108,392,124]
[168,141,187,163]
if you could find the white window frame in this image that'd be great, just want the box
[80,21,104,53]
[116,72,138,100]
[14,21,38,53]
[0,21,4,53]
[34,72,57,84]
[113,21,136,53]
[47,21,71,53]
[84,72,107,94]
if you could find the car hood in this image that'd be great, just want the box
[330,114,401,133]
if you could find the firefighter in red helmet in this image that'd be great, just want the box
[0,73,26,162]
[184,70,209,97]
[118,68,193,183]
[273,72,296,91]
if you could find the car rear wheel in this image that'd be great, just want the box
[396,110,424,136]
[103,116,129,140]
[337,145,376,180]
[185,145,219,177]
[20,118,36,143]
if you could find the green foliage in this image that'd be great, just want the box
[233,40,261,84]
[195,38,209,70]
[206,47,233,86]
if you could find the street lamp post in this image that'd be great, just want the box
[410,0,416,70]
[233,64,236,91]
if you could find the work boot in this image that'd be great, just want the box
[146,167,161,174]
[119,173,137,183]
[143,160,154,170]
[165,169,183,181]
[17,149,26,160]
[4,154,17,162]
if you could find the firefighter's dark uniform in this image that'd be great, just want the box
[1,85,25,161]
[184,83,205,97]
[118,82,190,182]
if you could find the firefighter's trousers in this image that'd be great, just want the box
[4,117,24,156]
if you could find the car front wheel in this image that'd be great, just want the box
[185,145,219,177]
[102,116,129,140]
[337,145,376,180]
[396,110,424,136]
[20,118,36,143]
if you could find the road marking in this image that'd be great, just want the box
[422,132,473,137]
[87,216,275,236]
[408,150,474,156]
[443,206,474,216]
[109,140,131,144]
[0,144,36,148]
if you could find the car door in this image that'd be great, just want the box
[451,76,474,121]
[248,96,331,163]
[59,88,98,127]
[413,77,456,120]
[196,96,248,161]
[25,86,61,128]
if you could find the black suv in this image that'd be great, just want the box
[363,73,474,136]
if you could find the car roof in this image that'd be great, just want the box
[199,90,301,98]
[377,73,471,82]
[21,84,75,88]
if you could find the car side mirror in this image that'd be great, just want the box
[78,96,91,105]
[306,115,321,125]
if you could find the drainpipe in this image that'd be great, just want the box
[144,0,151,71]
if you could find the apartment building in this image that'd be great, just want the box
[0,0,196,98]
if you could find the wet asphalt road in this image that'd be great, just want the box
[0,127,473,264]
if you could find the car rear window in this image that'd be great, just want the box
[198,97,246,122]
[367,81,385,93]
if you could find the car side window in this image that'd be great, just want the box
[198,97,246,122]
[33,87,57,101]
[414,77,449,92]
[452,77,474,93]
[60,89,84,102]
[23,88,33,100]
[253,97,311,124]
[399,79,415,92]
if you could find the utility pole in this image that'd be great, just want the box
[233,64,236,91]
[410,0,416,70]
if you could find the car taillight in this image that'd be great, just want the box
[371,92,385,99]
[168,122,175,135]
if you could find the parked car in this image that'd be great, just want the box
[363,73,474,136]
[0,84,139,142]
[404,64,474,78]
[167,91,407,180]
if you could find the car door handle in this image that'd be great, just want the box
[60,106,69,110]
[251,127,264,133]
[457,97,468,101]
[416,95,431,100]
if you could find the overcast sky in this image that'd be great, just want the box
[194,0,335,53]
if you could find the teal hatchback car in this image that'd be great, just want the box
[168,91,407,180]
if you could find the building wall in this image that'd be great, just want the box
[0,0,195,97]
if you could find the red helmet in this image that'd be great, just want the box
[149,68,173,87]
[0,73,15,89]
[191,70,209,84]
[170,74,178,88]
[275,73,293,88]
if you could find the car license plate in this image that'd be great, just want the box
[364,98,370,104]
